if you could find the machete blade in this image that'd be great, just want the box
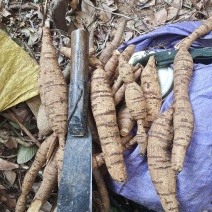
[57,130,92,212]
[57,29,91,212]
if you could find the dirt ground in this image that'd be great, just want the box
[0,0,211,211]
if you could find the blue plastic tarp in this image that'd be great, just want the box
[106,21,212,212]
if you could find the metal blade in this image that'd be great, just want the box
[57,129,92,212]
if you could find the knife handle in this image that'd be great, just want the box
[133,48,212,67]
[68,29,89,137]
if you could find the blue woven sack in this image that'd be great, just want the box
[106,21,212,212]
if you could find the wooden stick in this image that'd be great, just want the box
[8,110,40,147]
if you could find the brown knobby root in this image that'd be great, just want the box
[177,17,212,50]
[92,153,105,172]
[93,168,110,212]
[119,44,136,63]
[37,104,52,136]
[141,56,162,128]
[91,68,127,182]
[99,19,127,65]
[170,17,212,172]
[89,47,96,56]
[170,18,212,171]
[113,83,126,106]
[117,104,136,137]
[112,63,143,96]
[104,50,120,80]
[39,24,68,148]
[60,46,71,58]
[114,64,143,106]
[55,145,65,183]
[120,134,133,148]
[27,147,59,212]
[119,59,147,155]
[148,106,179,212]
[172,48,194,171]
[15,133,57,212]
[89,56,103,69]
[123,136,137,150]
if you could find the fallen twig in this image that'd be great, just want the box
[7,110,41,147]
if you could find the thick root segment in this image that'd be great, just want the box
[173,49,193,96]
[172,48,194,171]
[56,144,65,183]
[27,148,59,212]
[141,56,162,126]
[172,96,194,171]
[15,133,57,212]
[119,45,135,62]
[91,68,127,182]
[179,18,212,50]
[117,104,135,137]
[114,63,142,106]
[148,107,179,212]
[92,153,105,170]
[104,50,119,80]
[93,168,110,212]
[125,82,147,155]
[118,46,147,154]
[37,103,52,136]
[99,19,127,65]
[39,26,68,148]
[112,63,142,96]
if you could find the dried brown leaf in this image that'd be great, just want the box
[104,3,118,11]
[3,170,16,186]
[40,201,52,212]
[2,9,11,17]
[32,182,42,193]
[11,104,31,123]
[138,0,156,9]
[106,0,115,6]
[0,129,10,144]
[124,31,133,42]
[126,20,135,29]
[101,2,118,20]
[99,11,110,23]
[50,0,67,31]
[154,8,168,25]
[167,6,179,21]
[5,137,18,149]
[197,0,204,9]
[204,0,212,17]
[21,28,39,46]
[81,0,95,14]
[171,0,182,8]
[0,158,19,170]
